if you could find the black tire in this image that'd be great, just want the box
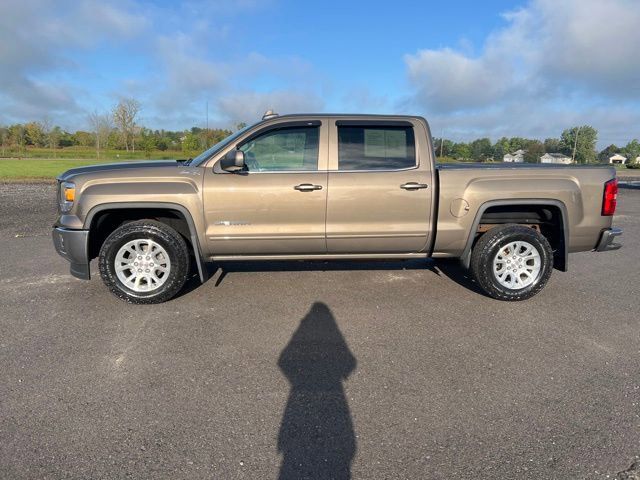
[470,224,553,301]
[99,220,190,304]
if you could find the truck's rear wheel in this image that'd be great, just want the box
[470,224,553,301]
[99,220,190,304]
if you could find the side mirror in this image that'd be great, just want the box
[219,150,245,172]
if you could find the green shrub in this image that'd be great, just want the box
[626,163,640,169]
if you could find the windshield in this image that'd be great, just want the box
[189,123,256,166]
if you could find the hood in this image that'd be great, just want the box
[57,160,186,181]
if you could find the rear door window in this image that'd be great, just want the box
[337,126,416,170]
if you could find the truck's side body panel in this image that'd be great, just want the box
[198,115,437,256]
[203,171,329,254]
[56,165,208,264]
[74,167,207,247]
[324,116,436,253]
[201,117,330,255]
[434,165,616,257]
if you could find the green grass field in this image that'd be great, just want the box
[0,158,168,181]
[0,146,201,181]
[0,159,129,181]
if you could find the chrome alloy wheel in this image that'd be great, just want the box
[114,239,171,293]
[492,240,541,290]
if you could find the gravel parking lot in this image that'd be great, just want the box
[1,183,639,479]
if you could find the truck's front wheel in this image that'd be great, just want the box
[470,224,553,301]
[98,220,190,304]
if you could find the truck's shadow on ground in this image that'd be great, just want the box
[433,259,487,296]
[205,258,487,297]
[276,302,357,479]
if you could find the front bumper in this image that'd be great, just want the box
[52,227,91,279]
[595,227,623,252]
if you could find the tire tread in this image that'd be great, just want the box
[98,220,190,304]
[470,224,553,301]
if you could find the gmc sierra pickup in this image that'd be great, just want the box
[53,113,622,303]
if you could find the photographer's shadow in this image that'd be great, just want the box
[277,302,357,480]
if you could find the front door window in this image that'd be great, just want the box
[240,126,319,172]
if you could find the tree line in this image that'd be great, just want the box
[2,99,639,164]
[0,98,237,159]
[437,125,639,164]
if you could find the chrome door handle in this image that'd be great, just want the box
[294,183,323,192]
[400,182,429,190]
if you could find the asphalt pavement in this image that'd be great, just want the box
[0,183,639,479]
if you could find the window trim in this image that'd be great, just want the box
[334,122,419,173]
[237,120,321,149]
[335,120,414,128]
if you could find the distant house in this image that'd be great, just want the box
[503,149,525,163]
[634,156,640,164]
[609,153,627,164]
[540,153,572,164]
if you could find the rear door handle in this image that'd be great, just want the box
[294,183,323,192]
[400,182,429,190]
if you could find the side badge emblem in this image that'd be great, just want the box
[214,220,250,226]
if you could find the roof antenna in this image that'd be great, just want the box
[262,109,279,120]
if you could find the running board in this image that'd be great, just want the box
[209,253,429,261]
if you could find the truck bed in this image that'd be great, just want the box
[432,163,617,260]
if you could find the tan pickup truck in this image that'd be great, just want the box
[53,113,622,303]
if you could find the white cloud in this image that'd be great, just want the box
[217,90,324,125]
[0,0,145,125]
[8,0,636,145]
[341,87,390,112]
[153,33,227,110]
[404,0,640,144]
[535,0,640,96]
[406,48,512,111]
[0,0,290,129]
[142,32,323,128]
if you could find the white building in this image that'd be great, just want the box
[540,153,572,164]
[609,153,627,164]
[503,149,525,163]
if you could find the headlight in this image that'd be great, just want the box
[59,181,75,213]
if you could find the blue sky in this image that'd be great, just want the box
[1,0,639,147]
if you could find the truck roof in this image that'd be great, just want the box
[265,113,426,121]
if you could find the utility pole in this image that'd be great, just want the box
[205,100,209,148]
[439,129,444,157]
[572,126,581,164]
